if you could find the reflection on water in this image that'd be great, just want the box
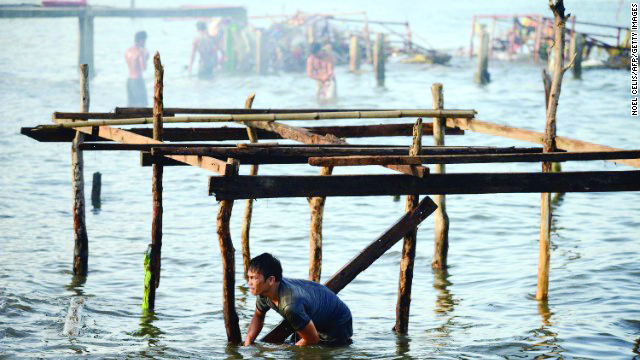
[395,333,412,359]
[433,270,456,317]
[134,311,164,345]
[521,299,564,357]
[66,275,86,296]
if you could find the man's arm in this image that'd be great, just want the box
[244,307,266,346]
[295,320,320,346]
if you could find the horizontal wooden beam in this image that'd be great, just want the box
[72,126,228,174]
[449,118,640,168]
[261,196,438,343]
[144,146,548,165]
[308,150,640,166]
[208,171,640,200]
[244,120,429,177]
[0,6,247,20]
[53,110,475,128]
[22,123,463,143]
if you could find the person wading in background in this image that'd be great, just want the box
[124,31,149,107]
[306,42,337,103]
[188,21,220,79]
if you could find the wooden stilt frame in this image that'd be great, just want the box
[241,94,257,281]
[72,64,89,276]
[431,84,450,270]
[308,166,333,282]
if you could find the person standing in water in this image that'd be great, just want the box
[125,31,149,107]
[188,21,220,79]
[306,42,337,102]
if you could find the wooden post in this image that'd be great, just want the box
[349,35,360,72]
[538,0,569,301]
[78,14,95,78]
[474,25,490,85]
[570,33,583,79]
[255,29,264,75]
[143,53,164,311]
[72,64,89,276]
[364,14,372,64]
[393,117,423,333]
[308,166,333,282]
[534,15,543,63]
[307,23,315,45]
[469,15,476,57]
[432,84,450,270]
[91,172,101,209]
[217,158,242,344]
[488,17,497,59]
[374,33,385,87]
[241,94,257,281]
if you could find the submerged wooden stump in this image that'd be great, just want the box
[72,64,89,276]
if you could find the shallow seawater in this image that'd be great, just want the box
[1,0,639,359]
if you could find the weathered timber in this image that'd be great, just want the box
[432,83,449,271]
[241,93,257,281]
[374,33,385,87]
[53,110,476,128]
[307,150,640,166]
[66,126,228,174]
[395,116,423,334]
[144,53,164,312]
[0,6,248,20]
[474,25,490,84]
[262,196,438,343]
[243,120,429,177]
[217,159,242,344]
[72,64,89,276]
[539,0,568,302]
[309,166,333,282]
[208,171,640,200]
[446,118,640,169]
[23,123,464,143]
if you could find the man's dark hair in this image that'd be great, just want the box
[249,253,282,282]
[197,21,207,31]
[135,31,147,44]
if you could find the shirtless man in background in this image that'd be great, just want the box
[188,21,219,79]
[125,31,149,107]
[306,42,337,103]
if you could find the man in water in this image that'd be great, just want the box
[306,42,337,102]
[244,253,353,346]
[124,31,149,107]
[188,21,219,79]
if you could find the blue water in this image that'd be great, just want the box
[1,0,639,358]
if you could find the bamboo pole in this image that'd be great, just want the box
[143,52,163,311]
[394,117,423,333]
[308,166,333,283]
[538,0,569,301]
[53,109,476,128]
[431,84,449,270]
[217,158,242,344]
[72,64,89,276]
[241,93,256,281]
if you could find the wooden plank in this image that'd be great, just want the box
[262,196,438,343]
[0,6,247,20]
[208,171,640,200]
[307,150,640,166]
[71,126,228,174]
[245,121,429,177]
[447,118,640,168]
[22,123,464,142]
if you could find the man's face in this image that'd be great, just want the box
[248,269,273,296]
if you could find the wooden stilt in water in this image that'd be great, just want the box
[91,172,101,209]
[394,116,423,333]
[255,30,264,75]
[538,0,569,301]
[78,15,95,77]
[241,93,256,281]
[432,83,450,270]
[217,158,242,344]
[308,166,333,282]
[374,33,385,87]
[570,33,583,80]
[349,35,360,72]
[72,64,89,276]
[474,25,490,85]
[143,53,164,311]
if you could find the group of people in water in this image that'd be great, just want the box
[125,21,338,107]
